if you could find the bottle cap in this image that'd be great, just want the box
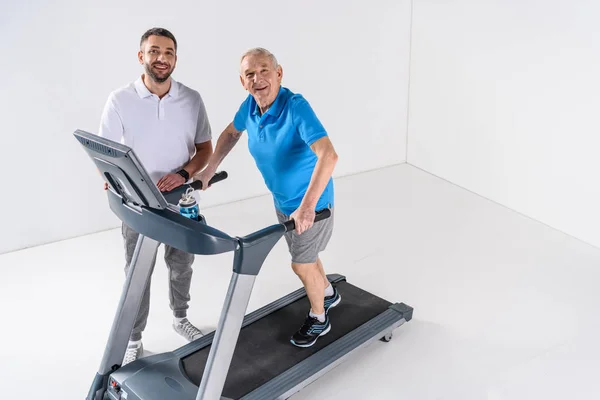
[178,187,197,207]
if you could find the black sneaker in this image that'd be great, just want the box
[324,284,341,313]
[290,314,331,348]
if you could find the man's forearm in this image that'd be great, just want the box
[206,124,242,171]
[301,149,338,209]
[183,145,213,176]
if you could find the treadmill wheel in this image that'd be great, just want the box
[380,332,393,342]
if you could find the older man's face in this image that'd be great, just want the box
[240,54,282,110]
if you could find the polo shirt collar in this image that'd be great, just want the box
[134,75,179,99]
[252,86,286,117]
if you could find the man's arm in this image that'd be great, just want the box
[289,97,339,233]
[156,141,213,192]
[300,136,338,210]
[184,141,213,176]
[157,94,214,192]
[195,122,243,189]
[99,94,123,141]
[291,136,338,234]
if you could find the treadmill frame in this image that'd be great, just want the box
[74,129,413,400]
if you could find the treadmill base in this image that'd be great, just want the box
[107,275,413,400]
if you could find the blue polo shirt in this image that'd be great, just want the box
[233,86,334,215]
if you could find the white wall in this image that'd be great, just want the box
[0,0,411,254]
[407,0,600,248]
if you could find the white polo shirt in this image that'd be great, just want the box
[98,76,212,184]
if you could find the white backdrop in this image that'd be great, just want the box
[407,0,600,248]
[0,0,412,254]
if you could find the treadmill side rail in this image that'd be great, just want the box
[196,273,256,400]
[197,225,287,399]
[87,235,160,400]
[88,373,107,400]
[232,225,285,276]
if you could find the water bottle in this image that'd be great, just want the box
[178,187,199,221]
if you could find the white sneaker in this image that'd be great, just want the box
[123,341,143,366]
[173,318,204,341]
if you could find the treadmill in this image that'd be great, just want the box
[74,129,413,400]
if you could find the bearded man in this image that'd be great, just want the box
[98,27,213,365]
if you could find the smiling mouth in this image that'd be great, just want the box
[254,86,268,93]
[153,64,169,72]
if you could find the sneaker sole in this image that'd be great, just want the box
[325,294,341,314]
[290,324,332,348]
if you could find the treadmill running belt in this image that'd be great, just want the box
[181,280,392,399]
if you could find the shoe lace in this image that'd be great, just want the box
[180,319,203,338]
[299,316,319,334]
[123,345,140,365]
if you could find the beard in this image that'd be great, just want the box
[144,61,172,83]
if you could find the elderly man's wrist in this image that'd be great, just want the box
[205,164,217,174]
[301,199,317,210]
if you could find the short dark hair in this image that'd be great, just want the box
[140,27,177,51]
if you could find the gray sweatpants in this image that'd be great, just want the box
[122,223,195,341]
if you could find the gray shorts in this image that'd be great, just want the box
[276,207,334,264]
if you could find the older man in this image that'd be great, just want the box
[197,48,340,347]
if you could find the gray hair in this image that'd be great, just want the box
[240,47,279,69]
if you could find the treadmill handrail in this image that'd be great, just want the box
[232,208,332,275]
[161,171,228,205]
[281,208,331,232]
[107,189,237,255]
